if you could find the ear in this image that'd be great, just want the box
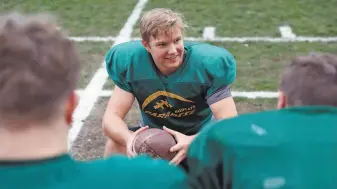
[141,39,151,52]
[277,91,287,109]
[65,91,79,125]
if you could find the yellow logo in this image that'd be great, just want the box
[142,91,196,119]
[154,99,173,109]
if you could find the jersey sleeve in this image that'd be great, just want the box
[187,125,232,189]
[105,47,132,92]
[205,52,236,98]
[206,86,232,105]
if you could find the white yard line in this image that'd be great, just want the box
[69,36,337,42]
[231,91,278,98]
[67,0,148,149]
[75,89,279,99]
[279,25,296,38]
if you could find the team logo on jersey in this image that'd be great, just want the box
[141,91,196,119]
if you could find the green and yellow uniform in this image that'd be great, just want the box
[105,40,236,135]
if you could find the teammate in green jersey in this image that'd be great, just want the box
[187,53,337,189]
[102,8,238,169]
[0,12,187,189]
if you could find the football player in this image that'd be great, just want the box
[103,8,238,171]
[187,53,337,189]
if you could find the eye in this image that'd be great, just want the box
[174,38,181,43]
[157,43,166,47]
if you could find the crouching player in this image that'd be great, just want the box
[102,8,238,172]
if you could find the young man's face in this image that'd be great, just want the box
[142,27,184,75]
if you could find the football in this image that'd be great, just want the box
[132,128,177,161]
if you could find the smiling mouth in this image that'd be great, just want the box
[166,56,178,60]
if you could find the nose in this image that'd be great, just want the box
[168,44,177,54]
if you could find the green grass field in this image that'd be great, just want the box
[1,0,336,114]
[133,0,337,37]
[1,0,138,36]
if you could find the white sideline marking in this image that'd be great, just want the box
[231,91,278,98]
[279,25,296,38]
[203,27,216,40]
[75,89,279,99]
[67,0,148,149]
[69,36,337,42]
[68,68,108,149]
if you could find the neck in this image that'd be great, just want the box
[158,60,184,76]
[160,67,178,76]
[0,119,68,161]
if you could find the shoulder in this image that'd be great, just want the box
[196,109,287,146]
[83,155,187,188]
[185,42,236,82]
[183,42,236,89]
[185,41,236,68]
[104,40,153,90]
[105,40,149,71]
[106,40,146,56]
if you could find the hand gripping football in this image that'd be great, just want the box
[132,128,177,161]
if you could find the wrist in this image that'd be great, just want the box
[123,131,133,145]
[187,134,198,145]
[190,133,198,140]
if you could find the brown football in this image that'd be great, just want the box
[132,128,177,161]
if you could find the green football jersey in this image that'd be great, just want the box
[105,40,236,135]
[187,106,337,189]
[0,154,187,189]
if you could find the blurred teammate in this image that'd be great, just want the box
[102,8,238,171]
[0,12,187,189]
[187,53,337,189]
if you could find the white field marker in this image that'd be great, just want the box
[279,25,296,38]
[203,27,216,40]
[67,0,148,149]
[69,36,337,43]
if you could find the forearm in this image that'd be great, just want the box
[216,107,237,120]
[103,114,131,146]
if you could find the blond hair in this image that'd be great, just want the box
[0,12,80,123]
[140,8,188,42]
